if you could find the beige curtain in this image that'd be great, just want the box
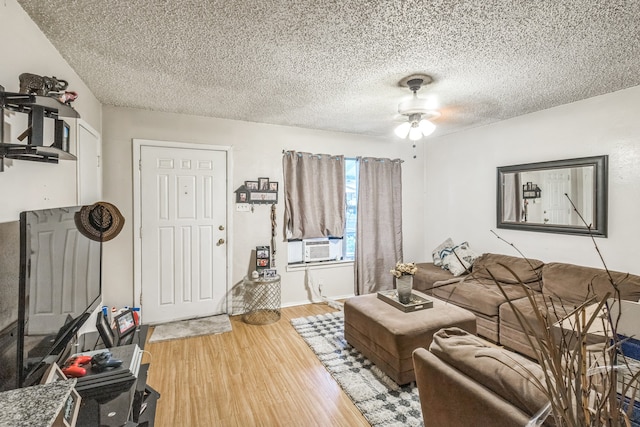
[354,157,403,295]
[503,172,522,222]
[283,151,345,239]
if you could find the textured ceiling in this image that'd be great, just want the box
[17,0,640,138]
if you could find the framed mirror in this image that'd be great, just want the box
[497,155,608,237]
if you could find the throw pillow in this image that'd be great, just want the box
[441,242,480,276]
[432,237,454,267]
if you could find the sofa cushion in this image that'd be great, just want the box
[431,278,529,317]
[429,327,550,417]
[472,253,544,286]
[432,237,454,267]
[499,293,605,361]
[441,242,480,276]
[499,293,571,335]
[541,263,640,305]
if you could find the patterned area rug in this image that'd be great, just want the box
[291,311,423,427]
[149,314,232,343]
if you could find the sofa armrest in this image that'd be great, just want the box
[414,263,463,293]
[412,347,532,427]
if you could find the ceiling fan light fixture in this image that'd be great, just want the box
[394,121,412,139]
[394,74,440,142]
[418,119,436,136]
[409,125,423,141]
[397,94,432,116]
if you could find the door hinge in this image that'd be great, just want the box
[139,159,142,170]
[139,227,142,238]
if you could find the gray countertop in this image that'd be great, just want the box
[0,379,77,427]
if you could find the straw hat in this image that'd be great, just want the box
[75,201,125,242]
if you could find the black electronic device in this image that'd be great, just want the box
[96,312,115,348]
[13,206,103,389]
[114,309,137,346]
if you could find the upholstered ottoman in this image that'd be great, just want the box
[344,292,477,385]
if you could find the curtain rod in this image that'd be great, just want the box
[282,150,404,163]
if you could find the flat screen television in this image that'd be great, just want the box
[16,205,102,388]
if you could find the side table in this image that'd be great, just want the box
[243,274,281,325]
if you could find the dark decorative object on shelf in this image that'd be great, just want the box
[0,87,80,171]
[18,73,68,96]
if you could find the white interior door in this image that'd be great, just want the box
[139,145,228,324]
[542,170,571,225]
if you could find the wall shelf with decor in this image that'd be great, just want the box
[0,87,80,171]
[235,177,279,205]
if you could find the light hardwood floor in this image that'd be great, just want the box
[142,303,369,426]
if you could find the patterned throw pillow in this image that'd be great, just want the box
[432,238,455,267]
[441,242,480,276]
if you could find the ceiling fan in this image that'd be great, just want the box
[394,74,440,141]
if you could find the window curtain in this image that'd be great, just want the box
[283,151,345,239]
[503,173,522,222]
[354,157,403,295]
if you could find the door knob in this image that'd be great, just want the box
[219,225,225,230]
[217,238,225,246]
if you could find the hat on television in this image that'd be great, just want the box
[75,201,125,242]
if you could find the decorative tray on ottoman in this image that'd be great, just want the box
[377,290,434,312]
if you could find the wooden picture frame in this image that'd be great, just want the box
[256,245,270,270]
[236,190,249,203]
[263,269,278,278]
[245,181,259,191]
[41,362,82,427]
[269,182,278,192]
[258,177,270,191]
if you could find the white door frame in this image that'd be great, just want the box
[132,139,233,313]
[75,119,102,204]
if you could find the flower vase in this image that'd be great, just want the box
[396,275,413,304]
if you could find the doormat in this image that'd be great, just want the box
[148,314,232,343]
[291,312,423,427]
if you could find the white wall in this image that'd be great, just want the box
[0,0,102,221]
[424,85,640,274]
[101,106,427,310]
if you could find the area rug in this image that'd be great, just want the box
[291,312,423,427]
[148,314,232,343]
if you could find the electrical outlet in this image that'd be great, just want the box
[236,203,251,212]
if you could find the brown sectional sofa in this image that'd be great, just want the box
[414,253,640,359]
[411,253,640,425]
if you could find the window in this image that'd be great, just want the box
[287,158,358,264]
[343,158,358,261]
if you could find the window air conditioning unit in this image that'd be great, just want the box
[303,239,332,262]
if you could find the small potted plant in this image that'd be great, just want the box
[390,262,418,304]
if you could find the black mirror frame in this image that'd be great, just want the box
[496,155,608,237]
